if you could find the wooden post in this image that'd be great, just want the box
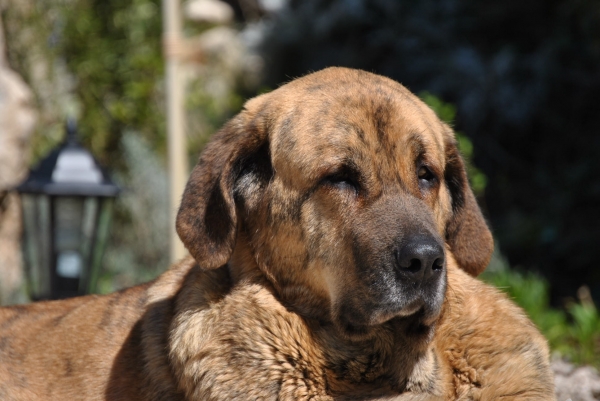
[163,0,188,262]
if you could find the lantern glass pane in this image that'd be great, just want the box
[86,198,114,294]
[21,194,52,300]
[53,197,85,280]
[53,196,108,293]
[79,197,100,293]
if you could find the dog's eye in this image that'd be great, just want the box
[417,166,436,185]
[322,171,359,194]
[418,166,432,180]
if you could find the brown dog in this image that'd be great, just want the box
[0,68,554,400]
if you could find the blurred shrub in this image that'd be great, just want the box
[59,0,165,167]
[1,0,72,159]
[2,0,166,166]
[99,132,169,292]
[567,300,600,366]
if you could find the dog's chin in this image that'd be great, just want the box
[334,299,442,341]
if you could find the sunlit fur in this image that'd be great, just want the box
[0,68,554,400]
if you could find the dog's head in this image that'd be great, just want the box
[177,68,493,338]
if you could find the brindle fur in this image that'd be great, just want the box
[0,68,554,400]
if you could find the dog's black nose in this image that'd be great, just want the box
[395,236,445,282]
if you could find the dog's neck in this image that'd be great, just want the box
[311,318,441,396]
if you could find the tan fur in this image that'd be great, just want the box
[0,68,554,400]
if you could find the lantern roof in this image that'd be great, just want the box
[17,120,120,197]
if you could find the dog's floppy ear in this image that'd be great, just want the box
[176,109,269,269]
[444,136,494,276]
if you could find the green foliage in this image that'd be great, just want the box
[59,0,165,166]
[566,302,600,365]
[482,266,600,367]
[185,76,245,161]
[419,92,487,196]
[1,1,68,160]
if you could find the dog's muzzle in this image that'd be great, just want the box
[337,232,447,336]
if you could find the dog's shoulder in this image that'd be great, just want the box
[435,261,556,400]
[167,266,334,400]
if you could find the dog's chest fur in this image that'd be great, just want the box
[166,264,449,400]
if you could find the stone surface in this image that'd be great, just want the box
[184,0,234,24]
[554,360,600,401]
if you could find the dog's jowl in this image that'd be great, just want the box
[1,68,555,400]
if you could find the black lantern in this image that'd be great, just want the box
[16,120,120,300]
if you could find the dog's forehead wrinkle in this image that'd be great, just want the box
[432,124,446,156]
[404,100,447,159]
[406,130,440,165]
[333,118,368,146]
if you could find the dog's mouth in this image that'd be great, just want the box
[335,293,443,339]
[333,258,449,338]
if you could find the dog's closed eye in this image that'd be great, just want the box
[321,167,361,195]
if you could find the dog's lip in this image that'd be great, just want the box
[337,298,440,338]
[358,298,426,327]
[394,299,424,318]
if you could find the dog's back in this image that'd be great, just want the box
[0,287,146,399]
[0,258,197,401]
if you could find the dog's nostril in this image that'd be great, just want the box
[406,259,422,273]
[433,258,444,271]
